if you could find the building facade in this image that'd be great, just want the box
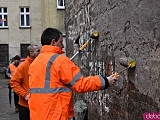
[0,0,66,72]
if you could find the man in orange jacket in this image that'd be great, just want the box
[6,55,21,113]
[28,28,118,120]
[10,44,40,120]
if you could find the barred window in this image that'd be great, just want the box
[20,44,31,57]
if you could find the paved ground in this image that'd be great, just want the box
[0,74,19,120]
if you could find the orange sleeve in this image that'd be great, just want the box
[55,55,106,93]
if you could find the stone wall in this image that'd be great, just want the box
[65,0,160,120]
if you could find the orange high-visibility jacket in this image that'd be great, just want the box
[29,45,108,120]
[10,56,33,107]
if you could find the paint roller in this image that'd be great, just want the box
[113,57,136,79]
[70,30,99,60]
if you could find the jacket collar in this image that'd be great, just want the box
[41,45,65,54]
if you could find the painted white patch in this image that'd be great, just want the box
[105,106,110,113]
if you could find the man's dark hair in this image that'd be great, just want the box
[41,28,62,45]
[14,55,20,61]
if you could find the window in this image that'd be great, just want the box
[57,0,65,9]
[20,7,30,27]
[0,8,8,28]
[0,44,9,68]
[20,44,30,57]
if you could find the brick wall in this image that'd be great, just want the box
[65,0,160,119]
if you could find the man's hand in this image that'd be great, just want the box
[107,74,118,87]
[25,94,30,100]
[10,75,12,78]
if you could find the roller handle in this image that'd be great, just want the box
[79,41,89,51]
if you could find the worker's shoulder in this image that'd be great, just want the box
[9,63,14,67]
[53,54,70,63]
[17,60,29,69]
[58,54,69,60]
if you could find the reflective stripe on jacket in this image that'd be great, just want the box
[28,45,106,120]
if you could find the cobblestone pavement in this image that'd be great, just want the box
[0,74,19,120]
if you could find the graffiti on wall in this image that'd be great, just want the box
[67,4,116,120]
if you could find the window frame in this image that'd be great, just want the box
[57,0,65,9]
[20,7,30,28]
[0,7,8,28]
